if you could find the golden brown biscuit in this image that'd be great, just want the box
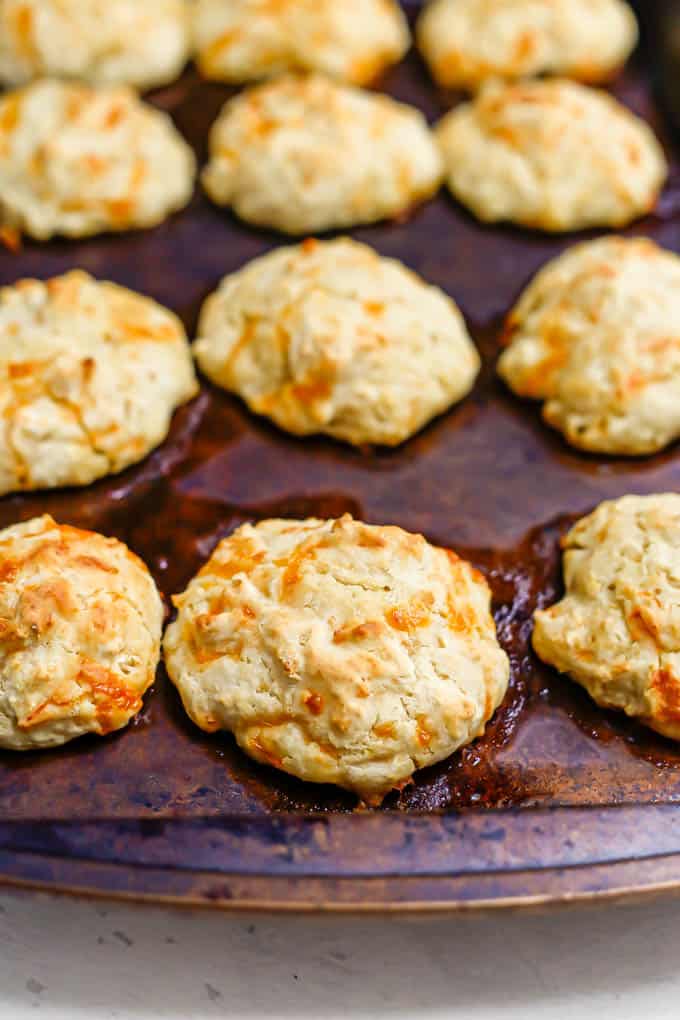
[0,0,189,90]
[202,73,443,234]
[194,238,480,447]
[193,0,409,85]
[0,270,198,495]
[0,79,196,240]
[436,79,667,232]
[417,0,637,90]
[533,495,680,741]
[498,237,680,455]
[163,515,510,804]
[0,515,163,750]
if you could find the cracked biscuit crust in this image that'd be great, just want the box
[194,238,480,447]
[0,79,196,240]
[436,79,667,232]
[417,0,637,91]
[193,0,410,85]
[0,0,189,90]
[0,270,198,495]
[498,237,680,455]
[533,495,680,740]
[201,73,443,235]
[163,515,510,804]
[0,515,163,750]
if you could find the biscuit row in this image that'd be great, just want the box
[2,492,677,807]
[3,231,678,503]
[0,0,636,92]
[0,70,667,243]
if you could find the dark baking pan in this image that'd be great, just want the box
[1,0,680,913]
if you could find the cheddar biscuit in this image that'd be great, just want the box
[0,271,198,495]
[498,237,680,455]
[194,238,480,447]
[533,495,680,741]
[0,515,163,750]
[202,73,443,234]
[164,515,510,803]
[0,0,189,90]
[436,79,666,232]
[0,79,195,240]
[193,0,409,85]
[417,0,637,91]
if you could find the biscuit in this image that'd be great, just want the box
[0,515,163,750]
[0,270,198,495]
[193,0,410,85]
[0,0,189,90]
[436,79,667,232]
[194,238,480,447]
[201,73,443,234]
[498,237,680,455]
[533,494,680,741]
[0,79,196,240]
[417,0,638,91]
[163,515,509,803]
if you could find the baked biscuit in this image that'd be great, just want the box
[0,270,198,495]
[202,74,443,234]
[163,515,510,803]
[193,0,410,85]
[436,79,667,232]
[533,494,680,741]
[0,79,195,241]
[498,237,680,455]
[417,0,637,91]
[0,0,189,90]
[194,238,480,447]
[0,515,163,750]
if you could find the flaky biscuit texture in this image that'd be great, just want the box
[194,238,480,447]
[417,0,637,90]
[0,0,189,89]
[0,79,195,240]
[436,79,666,232]
[0,515,163,750]
[534,495,680,740]
[498,237,680,455]
[202,73,443,234]
[0,270,198,495]
[164,515,509,803]
[193,0,409,85]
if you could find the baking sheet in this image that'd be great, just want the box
[1,2,680,909]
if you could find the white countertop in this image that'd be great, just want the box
[0,889,679,1018]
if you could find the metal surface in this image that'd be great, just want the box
[1,3,680,912]
[636,0,680,137]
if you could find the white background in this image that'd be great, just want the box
[1,889,680,1018]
